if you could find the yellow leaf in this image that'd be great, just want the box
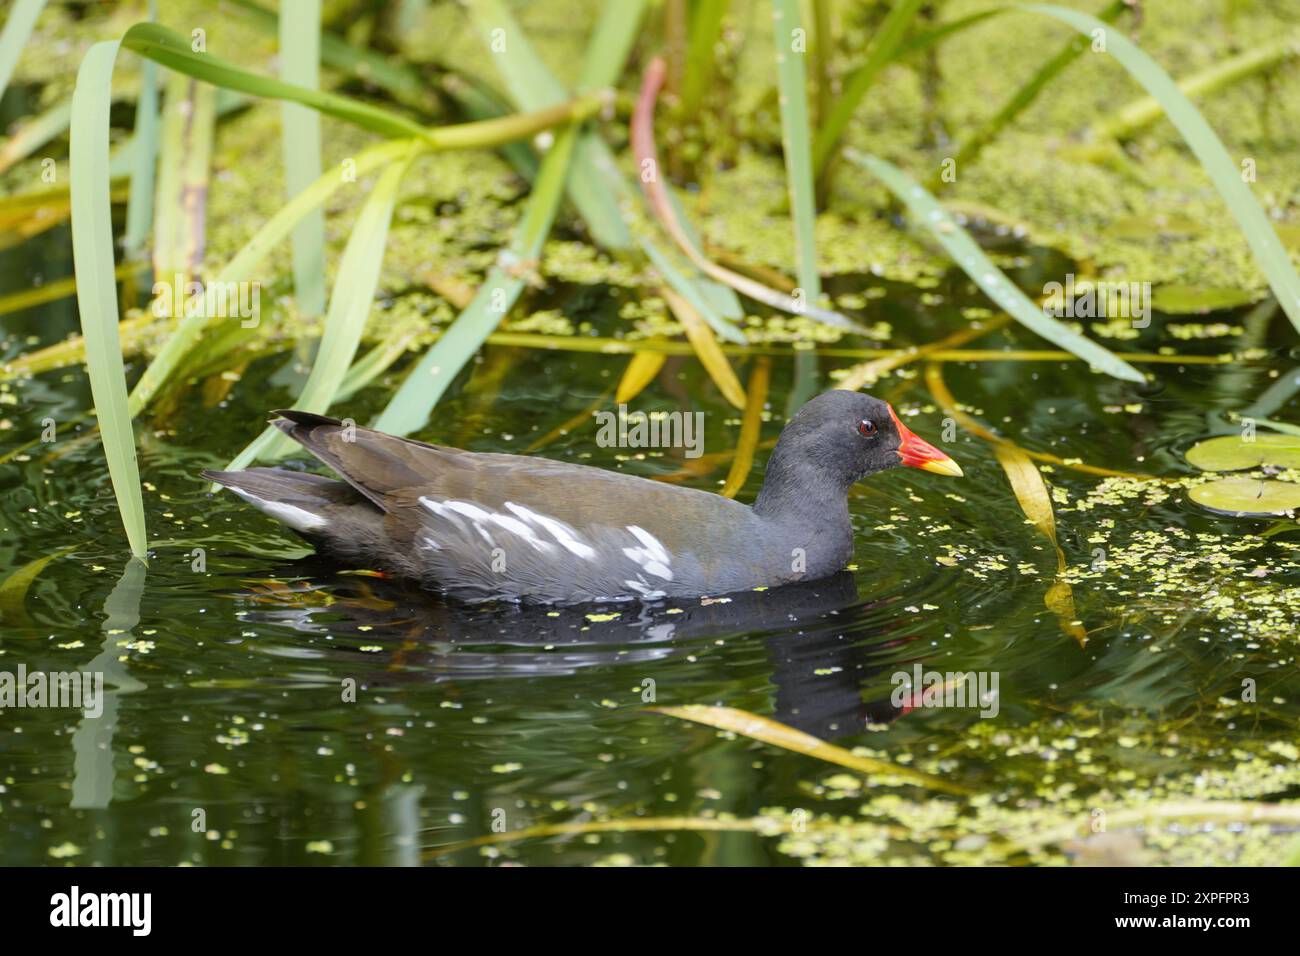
[652,704,967,795]
[721,357,770,498]
[615,350,667,404]
[662,286,747,409]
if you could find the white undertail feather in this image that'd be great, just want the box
[229,487,328,532]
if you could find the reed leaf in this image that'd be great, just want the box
[1021,2,1300,336]
[119,22,602,149]
[772,0,820,301]
[682,0,729,116]
[721,356,770,497]
[615,351,667,404]
[846,149,1144,383]
[662,286,747,410]
[653,705,966,795]
[812,0,923,177]
[70,40,148,559]
[371,0,645,436]
[152,74,215,284]
[1097,31,1300,141]
[229,0,438,113]
[0,97,71,176]
[223,146,420,471]
[371,126,579,436]
[0,0,45,104]
[280,0,327,318]
[639,236,747,344]
[464,0,643,252]
[992,443,1087,646]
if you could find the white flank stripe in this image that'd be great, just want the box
[505,502,596,559]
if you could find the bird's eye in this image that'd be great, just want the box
[857,419,877,438]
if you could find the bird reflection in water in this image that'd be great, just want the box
[235,562,929,738]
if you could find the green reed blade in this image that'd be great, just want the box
[682,0,729,115]
[371,125,579,436]
[121,0,160,264]
[812,0,923,175]
[845,149,1144,383]
[772,0,820,300]
[0,0,46,104]
[69,40,148,558]
[0,97,71,176]
[152,72,215,283]
[280,0,327,318]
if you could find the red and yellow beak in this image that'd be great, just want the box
[887,405,963,477]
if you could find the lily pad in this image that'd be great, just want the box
[1184,434,1300,471]
[1188,477,1300,516]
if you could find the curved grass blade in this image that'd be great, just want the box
[223,145,420,470]
[1021,3,1300,336]
[0,0,46,104]
[120,22,426,139]
[653,705,967,795]
[721,356,770,497]
[280,0,327,318]
[811,0,923,177]
[371,126,579,437]
[229,0,438,113]
[639,236,746,344]
[120,22,602,149]
[372,0,644,436]
[992,443,1087,647]
[616,351,667,404]
[662,286,747,410]
[847,149,1144,383]
[70,40,148,559]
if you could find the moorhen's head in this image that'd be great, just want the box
[759,391,962,504]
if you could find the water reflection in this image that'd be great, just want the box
[234,564,927,737]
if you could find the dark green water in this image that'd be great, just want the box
[3,227,1300,866]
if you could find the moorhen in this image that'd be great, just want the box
[203,390,961,604]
